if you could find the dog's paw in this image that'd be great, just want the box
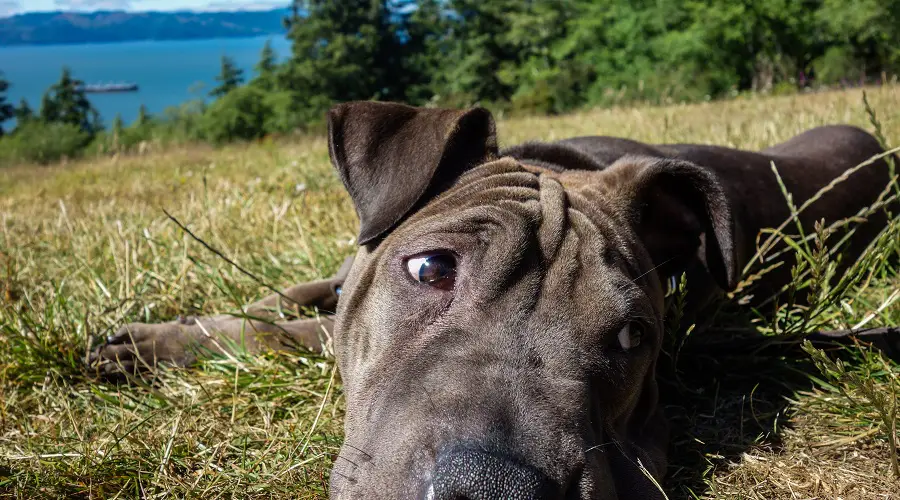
[87,322,202,376]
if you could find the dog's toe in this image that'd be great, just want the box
[100,357,137,376]
[98,342,140,360]
[90,341,144,372]
[105,323,154,345]
[90,323,187,376]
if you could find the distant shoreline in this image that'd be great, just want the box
[0,8,293,47]
[0,36,293,126]
[0,33,288,49]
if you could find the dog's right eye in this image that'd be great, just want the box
[405,252,457,290]
[614,322,643,352]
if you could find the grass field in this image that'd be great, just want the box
[1,87,899,498]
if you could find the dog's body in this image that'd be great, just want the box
[92,103,897,499]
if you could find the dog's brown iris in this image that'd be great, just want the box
[406,252,457,290]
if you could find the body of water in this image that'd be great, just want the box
[0,36,292,126]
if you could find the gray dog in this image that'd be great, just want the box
[91,102,897,499]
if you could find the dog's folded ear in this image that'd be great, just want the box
[610,157,739,290]
[327,101,498,245]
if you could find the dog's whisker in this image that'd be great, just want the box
[329,468,357,485]
[631,257,676,284]
[583,441,616,453]
[334,455,359,468]
[341,443,374,461]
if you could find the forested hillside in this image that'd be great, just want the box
[0,8,290,46]
[1,0,899,165]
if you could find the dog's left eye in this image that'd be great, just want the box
[405,252,457,290]
[616,322,643,351]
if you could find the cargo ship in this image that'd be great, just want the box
[79,82,139,93]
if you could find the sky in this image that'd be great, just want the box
[2,0,288,16]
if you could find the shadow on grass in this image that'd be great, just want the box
[660,310,820,499]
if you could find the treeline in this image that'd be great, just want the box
[2,0,900,164]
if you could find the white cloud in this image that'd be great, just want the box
[201,0,286,12]
[53,0,132,11]
[7,0,287,16]
[0,0,20,17]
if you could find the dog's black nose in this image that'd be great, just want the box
[430,449,557,500]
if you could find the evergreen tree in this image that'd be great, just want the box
[39,91,56,123]
[282,0,301,31]
[111,113,124,150]
[256,40,277,79]
[252,40,279,91]
[40,67,99,134]
[393,0,452,104]
[13,98,33,127]
[0,72,14,136]
[89,108,102,133]
[136,104,151,126]
[279,0,430,120]
[210,56,245,98]
[437,0,521,104]
[427,0,579,108]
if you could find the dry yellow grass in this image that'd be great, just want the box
[1,86,898,498]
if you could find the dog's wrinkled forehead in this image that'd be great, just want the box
[416,158,637,261]
[383,157,620,268]
[334,155,655,386]
[401,159,543,234]
[344,156,652,326]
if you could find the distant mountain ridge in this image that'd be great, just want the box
[0,9,292,46]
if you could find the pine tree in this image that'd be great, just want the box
[39,91,56,122]
[40,67,99,134]
[0,72,15,136]
[256,40,277,79]
[136,104,151,127]
[210,56,245,98]
[436,0,536,104]
[282,0,301,31]
[13,98,33,127]
[252,40,278,91]
[280,0,421,114]
[89,108,102,133]
[400,0,453,103]
[111,113,124,150]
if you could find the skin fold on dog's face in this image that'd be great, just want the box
[325,102,736,499]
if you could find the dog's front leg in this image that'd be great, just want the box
[243,255,355,320]
[87,256,353,376]
[88,314,335,376]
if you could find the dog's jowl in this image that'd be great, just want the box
[93,102,897,499]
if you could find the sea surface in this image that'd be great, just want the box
[0,36,292,125]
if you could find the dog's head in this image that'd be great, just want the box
[326,102,737,499]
